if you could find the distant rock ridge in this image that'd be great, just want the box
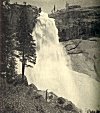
[49,5,100,41]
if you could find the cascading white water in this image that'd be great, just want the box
[17,12,100,112]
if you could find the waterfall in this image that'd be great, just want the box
[17,12,100,112]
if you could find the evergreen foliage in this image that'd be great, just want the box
[1,3,17,81]
[16,5,36,81]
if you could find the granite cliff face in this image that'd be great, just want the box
[62,38,100,81]
[49,5,100,41]
[1,3,38,34]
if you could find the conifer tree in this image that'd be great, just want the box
[16,5,36,81]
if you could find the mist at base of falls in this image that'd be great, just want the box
[17,12,100,112]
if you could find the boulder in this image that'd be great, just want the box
[29,83,38,90]
[57,97,66,104]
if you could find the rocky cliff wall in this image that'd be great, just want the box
[49,6,100,41]
[63,38,100,81]
[2,3,38,34]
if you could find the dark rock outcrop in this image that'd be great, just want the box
[57,97,66,104]
[29,83,38,90]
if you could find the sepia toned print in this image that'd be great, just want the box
[0,0,100,113]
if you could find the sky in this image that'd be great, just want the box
[10,0,100,13]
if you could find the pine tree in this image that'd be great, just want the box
[16,5,36,82]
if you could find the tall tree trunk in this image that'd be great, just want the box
[22,50,25,82]
[22,61,25,82]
